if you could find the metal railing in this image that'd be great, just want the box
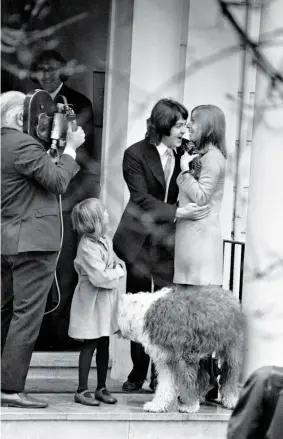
[223,239,245,302]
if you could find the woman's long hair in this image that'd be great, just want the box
[191,105,227,158]
[145,98,188,146]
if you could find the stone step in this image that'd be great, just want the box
[30,352,112,369]
[1,393,231,439]
[27,352,116,393]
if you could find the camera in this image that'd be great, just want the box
[23,89,77,162]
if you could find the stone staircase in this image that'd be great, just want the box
[25,351,115,393]
[1,352,231,439]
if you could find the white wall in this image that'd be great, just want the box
[242,0,283,377]
[125,0,187,147]
[182,0,262,294]
[184,0,242,240]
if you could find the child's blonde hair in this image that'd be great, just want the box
[71,198,106,240]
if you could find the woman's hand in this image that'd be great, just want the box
[180,151,199,172]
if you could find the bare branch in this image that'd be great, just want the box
[25,12,88,44]
[217,0,283,90]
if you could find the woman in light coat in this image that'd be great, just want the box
[173,104,227,401]
[68,198,124,406]
[174,104,227,286]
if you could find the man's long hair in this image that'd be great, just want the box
[146,98,188,146]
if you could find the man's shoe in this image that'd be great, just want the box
[149,382,157,392]
[1,392,48,408]
[149,376,158,393]
[74,390,100,406]
[95,388,117,404]
[205,385,219,401]
[122,380,143,392]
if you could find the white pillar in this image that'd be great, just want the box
[126,0,189,148]
[242,0,283,379]
[100,0,134,230]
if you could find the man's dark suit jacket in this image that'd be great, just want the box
[1,128,79,255]
[113,138,181,264]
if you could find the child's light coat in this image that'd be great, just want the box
[68,234,120,339]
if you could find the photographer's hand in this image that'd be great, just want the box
[176,202,210,220]
[66,123,85,152]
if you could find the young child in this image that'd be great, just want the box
[68,198,124,406]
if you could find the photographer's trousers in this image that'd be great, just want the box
[1,251,58,392]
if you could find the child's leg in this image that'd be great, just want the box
[95,336,117,404]
[77,338,97,392]
[96,336,109,390]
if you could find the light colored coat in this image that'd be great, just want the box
[68,234,121,340]
[174,145,226,285]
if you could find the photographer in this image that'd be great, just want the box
[1,91,85,408]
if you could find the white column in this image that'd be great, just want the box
[126,0,189,148]
[242,0,283,379]
[100,0,134,231]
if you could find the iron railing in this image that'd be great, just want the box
[223,239,245,302]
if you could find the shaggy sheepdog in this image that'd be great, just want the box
[118,285,245,413]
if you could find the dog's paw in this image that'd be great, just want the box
[143,401,166,413]
[221,394,238,410]
[178,401,200,413]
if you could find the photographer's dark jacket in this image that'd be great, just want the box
[1,128,79,255]
[113,138,181,264]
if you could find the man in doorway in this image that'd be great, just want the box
[1,91,84,408]
[30,50,99,349]
[113,98,210,392]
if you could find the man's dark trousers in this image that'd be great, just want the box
[1,251,58,391]
[125,236,174,385]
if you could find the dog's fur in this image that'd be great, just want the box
[118,285,246,413]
